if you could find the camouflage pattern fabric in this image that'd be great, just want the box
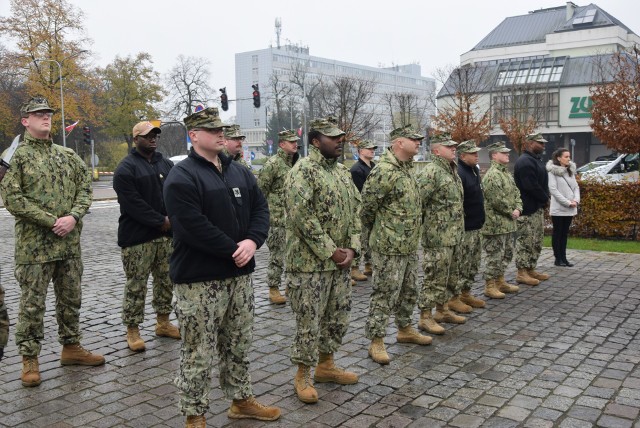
[0,132,92,264]
[14,258,83,356]
[361,148,422,255]
[173,275,254,416]
[416,155,463,248]
[183,107,229,130]
[284,145,361,273]
[482,161,522,236]
[223,149,252,170]
[265,226,285,289]
[483,233,514,280]
[287,270,351,366]
[457,229,482,292]
[516,209,544,269]
[354,224,371,268]
[121,237,173,326]
[365,251,418,339]
[257,147,297,228]
[418,245,461,310]
[0,284,8,350]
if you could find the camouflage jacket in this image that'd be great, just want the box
[285,145,361,272]
[224,149,252,170]
[257,148,299,227]
[0,132,92,264]
[361,148,421,255]
[481,161,522,236]
[416,155,464,248]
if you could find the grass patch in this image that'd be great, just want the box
[543,236,640,254]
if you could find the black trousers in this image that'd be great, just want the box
[551,216,573,261]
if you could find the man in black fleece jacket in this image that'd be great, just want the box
[163,107,279,425]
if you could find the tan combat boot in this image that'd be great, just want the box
[368,337,390,364]
[350,279,356,286]
[528,269,550,281]
[228,396,281,421]
[497,276,519,293]
[314,353,358,384]
[516,269,540,286]
[447,295,473,314]
[60,343,105,366]
[460,290,486,308]
[294,364,318,403]
[418,310,445,335]
[484,279,505,299]
[363,262,373,276]
[397,326,432,345]
[268,287,287,304]
[156,314,181,339]
[434,304,466,324]
[185,415,206,428]
[350,267,367,281]
[21,356,41,387]
[127,325,146,352]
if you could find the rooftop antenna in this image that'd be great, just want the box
[275,17,282,49]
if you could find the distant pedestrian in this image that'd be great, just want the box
[224,124,251,169]
[546,148,580,267]
[350,139,376,282]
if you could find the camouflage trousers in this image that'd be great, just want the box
[265,226,285,290]
[354,224,371,268]
[0,284,8,349]
[483,233,514,280]
[458,230,482,292]
[365,252,418,339]
[419,245,461,310]
[14,258,83,356]
[173,275,254,416]
[287,269,351,367]
[121,237,173,326]
[516,209,544,269]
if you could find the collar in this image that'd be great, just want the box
[308,145,338,168]
[24,131,52,147]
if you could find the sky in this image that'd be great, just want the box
[1,0,639,120]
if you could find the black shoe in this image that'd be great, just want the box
[562,259,574,267]
[554,258,568,266]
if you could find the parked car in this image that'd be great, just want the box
[576,161,609,175]
[595,153,619,162]
[580,153,639,182]
[169,154,188,164]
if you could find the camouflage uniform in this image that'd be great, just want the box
[515,210,545,269]
[482,160,522,280]
[0,284,8,359]
[362,147,422,338]
[0,131,92,356]
[224,125,252,170]
[285,141,361,366]
[416,154,464,310]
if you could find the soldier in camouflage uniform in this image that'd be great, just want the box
[0,284,7,361]
[362,125,432,365]
[350,139,376,281]
[224,124,252,169]
[163,107,279,425]
[0,97,105,388]
[113,121,180,353]
[285,117,360,404]
[416,133,466,335]
[481,142,522,299]
[257,129,300,304]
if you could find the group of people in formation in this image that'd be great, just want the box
[0,96,579,427]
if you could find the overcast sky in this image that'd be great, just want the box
[2,0,639,120]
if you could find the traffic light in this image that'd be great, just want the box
[220,87,228,111]
[252,84,260,108]
[82,126,91,145]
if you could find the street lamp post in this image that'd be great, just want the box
[34,59,65,147]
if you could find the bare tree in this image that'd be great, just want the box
[382,91,434,131]
[158,122,188,157]
[163,55,215,120]
[495,84,547,153]
[290,60,322,121]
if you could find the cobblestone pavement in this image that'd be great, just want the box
[1,200,640,428]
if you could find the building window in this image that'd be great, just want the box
[492,91,559,124]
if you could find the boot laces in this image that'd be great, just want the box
[301,366,313,387]
[246,396,267,410]
[25,358,37,371]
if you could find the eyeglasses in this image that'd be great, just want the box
[138,134,160,141]
[31,111,53,119]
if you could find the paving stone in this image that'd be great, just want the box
[604,403,639,420]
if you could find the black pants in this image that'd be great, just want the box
[551,216,573,261]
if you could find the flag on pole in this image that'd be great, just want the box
[65,121,79,132]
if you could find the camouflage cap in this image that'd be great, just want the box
[278,129,299,142]
[132,121,162,138]
[430,133,458,147]
[526,133,547,143]
[184,107,229,130]
[309,117,346,137]
[487,141,511,153]
[389,125,424,141]
[457,140,481,154]
[20,96,54,117]
[356,139,376,149]
[224,124,245,139]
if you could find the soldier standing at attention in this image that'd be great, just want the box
[416,133,466,336]
[257,129,300,304]
[0,96,105,387]
[285,117,360,404]
[514,133,551,286]
[363,125,431,365]
[456,140,487,309]
[481,142,522,298]
[113,121,180,352]
[224,124,252,169]
[350,139,376,282]
[163,107,279,426]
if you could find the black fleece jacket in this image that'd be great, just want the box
[350,158,375,193]
[514,150,550,215]
[457,160,485,231]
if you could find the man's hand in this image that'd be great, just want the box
[511,209,521,220]
[159,216,171,232]
[335,248,355,269]
[52,215,77,238]
[233,239,257,268]
[331,248,347,265]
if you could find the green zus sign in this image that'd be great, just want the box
[569,96,592,118]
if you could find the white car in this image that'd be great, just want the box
[169,154,188,164]
[580,154,639,182]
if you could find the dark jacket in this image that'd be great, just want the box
[113,149,173,248]
[457,160,485,231]
[350,158,375,193]
[514,150,550,215]
[163,150,269,284]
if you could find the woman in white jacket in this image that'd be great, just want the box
[547,148,580,267]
